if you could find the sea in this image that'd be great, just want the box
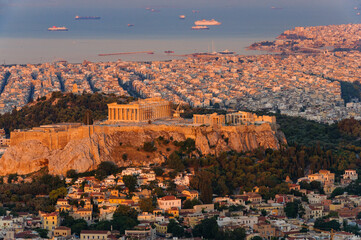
[0,0,360,64]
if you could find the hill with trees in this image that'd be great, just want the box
[0,92,134,133]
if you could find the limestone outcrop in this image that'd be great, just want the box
[0,124,286,176]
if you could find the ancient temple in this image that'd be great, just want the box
[107,97,171,122]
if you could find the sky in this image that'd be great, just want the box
[0,0,349,9]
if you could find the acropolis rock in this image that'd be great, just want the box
[0,123,286,176]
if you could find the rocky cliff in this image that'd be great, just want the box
[0,124,286,176]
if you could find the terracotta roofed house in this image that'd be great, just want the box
[157,195,181,211]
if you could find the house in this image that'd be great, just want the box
[56,199,72,212]
[71,208,92,223]
[217,215,258,228]
[157,196,181,211]
[343,170,358,181]
[166,207,179,217]
[182,190,199,200]
[257,203,285,216]
[121,168,142,176]
[193,204,214,213]
[154,222,168,236]
[40,212,60,235]
[54,226,71,237]
[80,230,109,240]
[342,170,358,185]
[104,176,116,186]
[0,216,15,229]
[307,193,327,204]
[174,173,191,186]
[183,213,205,228]
[307,170,335,185]
[110,189,119,197]
[99,205,117,221]
[137,212,156,222]
[125,224,156,239]
[242,192,262,204]
[253,222,282,240]
[289,184,301,191]
[305,205,324,220]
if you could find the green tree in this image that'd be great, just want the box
[216,228,246,240]
[251,237,263,240]
[139,198,155,213]
[71,219,88,236]
[193,218,219,239]
[314,218,340,231]
[92,220,112,231]
[153,167,164,177]
[167,219,185,238]
[183,198,202,209]
[331,187,345,198]
[35,228,49,238]
[284,200,304,218]
[96,161,118,180]
[143,141,156,152]
[49,187,67,201]
[0,207,6,216]
[113,205,138,220]
[166,152,185,172]
[122,175,137,193]
[111,205,138,234]
[66,169,78,178]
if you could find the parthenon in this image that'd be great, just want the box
[107,97,172,122]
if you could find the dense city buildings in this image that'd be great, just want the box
[2,22,361,239]
[0,167,360,239]
[249,24,361,54]
[2,25,361,124]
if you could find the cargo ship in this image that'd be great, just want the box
[191,26,209,30]
[48,26,68,31]
[75,16,101,20]
[179,15,186,19]
[194,19,221,26]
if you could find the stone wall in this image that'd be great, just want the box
[10,124,276,151]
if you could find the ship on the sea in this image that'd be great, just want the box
[218,50,235,55]
[164,50,174,54]
[128,24,134,27]
[48,26,68,31]
[75,16,101,20]
[179,15,186,19]
[191,26,209,30]
[194,19,221,26]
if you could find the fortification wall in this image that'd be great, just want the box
[9,123,275,151]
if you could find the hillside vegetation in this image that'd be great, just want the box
[1,92,361,200]
[0,92,134,133]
